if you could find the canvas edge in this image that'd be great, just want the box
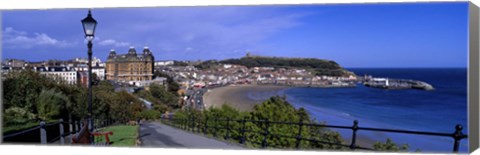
[469,1,479,153]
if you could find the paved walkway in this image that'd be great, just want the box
[139,121,243,149]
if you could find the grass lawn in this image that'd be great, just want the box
[96,125,139,147]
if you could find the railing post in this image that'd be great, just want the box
[40,121,47,144]
[295,117,304,149]
[196,117,201,133]
[191,116,195,132]
[69,120,73,143]
[169,117,172,127]
[175,118,179,128]
[183,118,187,130]
[349,120,359,150]
[261,119,270,148]
[180,118,183,129]
[213,117,218,137]
[240,117,247,144]
[204,116,209,135]
[59,119,65,145]
[171,117,175,127]
[186,116,190,131]
[225,117,231,140]
[74,121,78,133]
[453,124,464,153]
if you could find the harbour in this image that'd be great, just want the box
[362,76,435,90]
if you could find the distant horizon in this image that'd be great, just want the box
[2,2,469,68]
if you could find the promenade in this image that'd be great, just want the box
[139,121,243,149]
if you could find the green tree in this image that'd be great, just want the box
[154,71,181,95]
[3,70,57,113]
[218,56,355,76]
[3,107,36,126]
[140,109,161,120]
[173,96,345,150]
[150,83,179,108]
[373,138,409,151]
[35,88,68,121]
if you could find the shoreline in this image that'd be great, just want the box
[203,84,289,111]
[202,84,379,148]
[201,84,467,152]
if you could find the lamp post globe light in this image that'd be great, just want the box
[81,9,97,134]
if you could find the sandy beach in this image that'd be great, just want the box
[202,85,289,111]
[203,84,381,148]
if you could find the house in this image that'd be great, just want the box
[36,66,77,85]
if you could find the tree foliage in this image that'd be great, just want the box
[218,56,354,76]
[2,70,151,132]
[173,96,409,152]
[140,109,162,120]
[373,138,409,152]
[154,71,181,95]
[149,83,179,108]
[35,88,68,121]
[173,96,345,150]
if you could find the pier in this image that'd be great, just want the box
[363,77,434,90]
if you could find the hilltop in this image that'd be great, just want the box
[196,55,355,77]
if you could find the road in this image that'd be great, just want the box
[139,121,243,149]
[185,88,207,110]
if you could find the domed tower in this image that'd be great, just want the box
[142,46,154,61]
[127,46,137,57]
[108,49,116,59]
[106,49,118,81]
[143,46,155,79]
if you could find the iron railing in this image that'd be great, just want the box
[3,118,120,144]
[159,116,467,153]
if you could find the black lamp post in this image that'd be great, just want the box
[81,9,97,134]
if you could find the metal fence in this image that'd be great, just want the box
[159,116,467,153]
[3,119,118,144]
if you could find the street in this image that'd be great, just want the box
[139,121,243,149]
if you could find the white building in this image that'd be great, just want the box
[154,60,174,67]
[73,65,106,80]
[129,77,167,87]
[223,64,232,69]
[92,67,106,80]
[72,57,102,65]
[36,66,77,85]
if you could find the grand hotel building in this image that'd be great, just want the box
[106,47,155,84]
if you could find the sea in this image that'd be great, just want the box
[279,68,468,153]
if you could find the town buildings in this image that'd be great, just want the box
[36,66,78,85]
[73,64,106,80]
[154,60,174,67]
[106,47,155,86]
[3,59,26,67]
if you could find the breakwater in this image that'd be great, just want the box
[362,77,434,90]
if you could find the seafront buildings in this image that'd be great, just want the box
[2,52,357,90]
[156,61,358,91]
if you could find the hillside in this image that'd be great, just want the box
[197,56,355,76]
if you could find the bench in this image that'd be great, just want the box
[71,121,113,146]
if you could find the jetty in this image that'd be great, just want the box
[363,77,434,90]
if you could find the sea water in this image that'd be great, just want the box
[282,68,467,153]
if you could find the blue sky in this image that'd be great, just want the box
[2,2,468,68]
